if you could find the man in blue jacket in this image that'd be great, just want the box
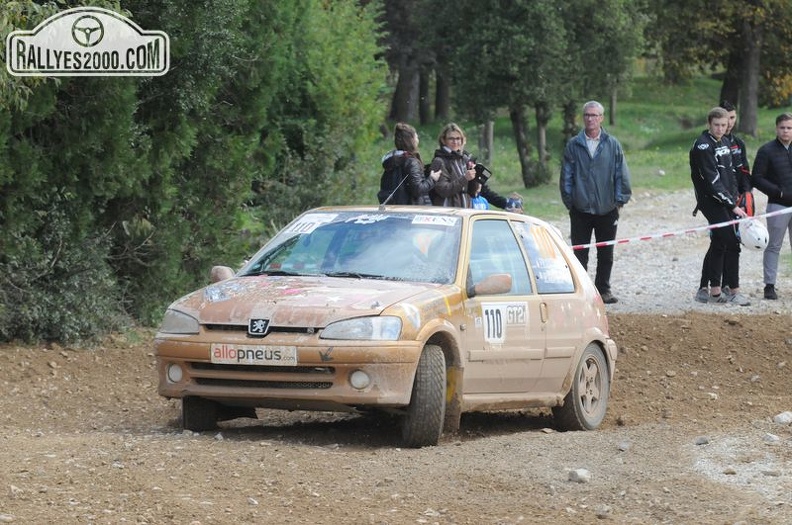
[560,100,632,304]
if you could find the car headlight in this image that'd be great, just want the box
[159,309,200,334]
[320,316,402,341]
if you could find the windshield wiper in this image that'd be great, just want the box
[324,271,389,280]
[244,269,306,277]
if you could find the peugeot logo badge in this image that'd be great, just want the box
[248,319,270,337]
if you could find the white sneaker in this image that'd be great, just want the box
[723,287,751,306]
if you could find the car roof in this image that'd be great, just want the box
[306,205,532,220]
[302,206,563,234]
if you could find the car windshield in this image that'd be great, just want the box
[240,211,462,284]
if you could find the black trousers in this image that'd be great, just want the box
[569,207,619,294]
[697,199,741,290]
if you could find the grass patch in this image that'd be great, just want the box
[355,75,792,221]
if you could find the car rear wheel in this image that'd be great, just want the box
[553,343,609,431]
[182,396,219,431]
[401,345,446,448]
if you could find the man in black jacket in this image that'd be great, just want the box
[751,112,792,300]
[690,107,749,305]
[695,100,753,302]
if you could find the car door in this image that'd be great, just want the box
[513,220,582,394]
[462,218,545,393]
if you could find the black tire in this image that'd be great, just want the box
[553,343,610,431]
[217,406,258,422]
[401,345,446,448]
[182,397,219,431]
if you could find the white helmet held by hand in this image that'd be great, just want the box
[739,219,769,251]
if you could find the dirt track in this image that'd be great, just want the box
[3,312,792,524]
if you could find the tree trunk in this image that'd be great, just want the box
[418,67,431,125]
[737,20,764,137]
[434,62,450,122]
[737,19,762,137]
[389,56,419,123]
[719,49,742,107]
[509,105,535,188]
[534,103,550,170]
[609,89,617,126]
[562,100,578,146]
[478,121,494,165]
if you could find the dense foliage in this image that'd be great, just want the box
[0,0,386,341]
[644,0,792,134]
[2,0,792,343]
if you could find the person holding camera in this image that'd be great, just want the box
[560,100,632,304]
[430,122,523,211]
[429,123,477,208]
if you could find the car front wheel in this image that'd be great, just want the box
[553,343,610,431]
[401,345,446,448]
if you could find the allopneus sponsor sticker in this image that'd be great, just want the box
[6,6,169,77]
[210,344,298,366]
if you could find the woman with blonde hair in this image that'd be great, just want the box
[429,123,477,208]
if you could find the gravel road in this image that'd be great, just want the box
[547,189,792,315]
[2,190,792,525]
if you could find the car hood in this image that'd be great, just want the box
[170,275,442,327]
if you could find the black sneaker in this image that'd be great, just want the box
[600,292,618,304]
[764,284,777,300]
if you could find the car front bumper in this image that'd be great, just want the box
[155,335,424,410]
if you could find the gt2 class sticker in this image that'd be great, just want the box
[285,213,337,235]
[480,302,527,343]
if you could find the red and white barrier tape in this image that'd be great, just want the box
[571,206,792,251]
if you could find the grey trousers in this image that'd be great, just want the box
[763,202,792,285]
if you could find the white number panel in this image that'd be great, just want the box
[480,302,527,344]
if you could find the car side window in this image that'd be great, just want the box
[468,219,532,295]
[513,221,575,294]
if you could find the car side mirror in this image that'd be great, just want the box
[467,273,512,298]
[210,265,235,283]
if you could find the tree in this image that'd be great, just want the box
[120,0,388,321]
[759,11,792,108]
[558,0,645,141]
[443,0,568,187]
[380,0,432,123]
[1,0,146,341]
[0,0,388,340]
[645,0,792,136]
[416,0,643,187]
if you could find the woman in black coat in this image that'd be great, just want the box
[380,122,439,205]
